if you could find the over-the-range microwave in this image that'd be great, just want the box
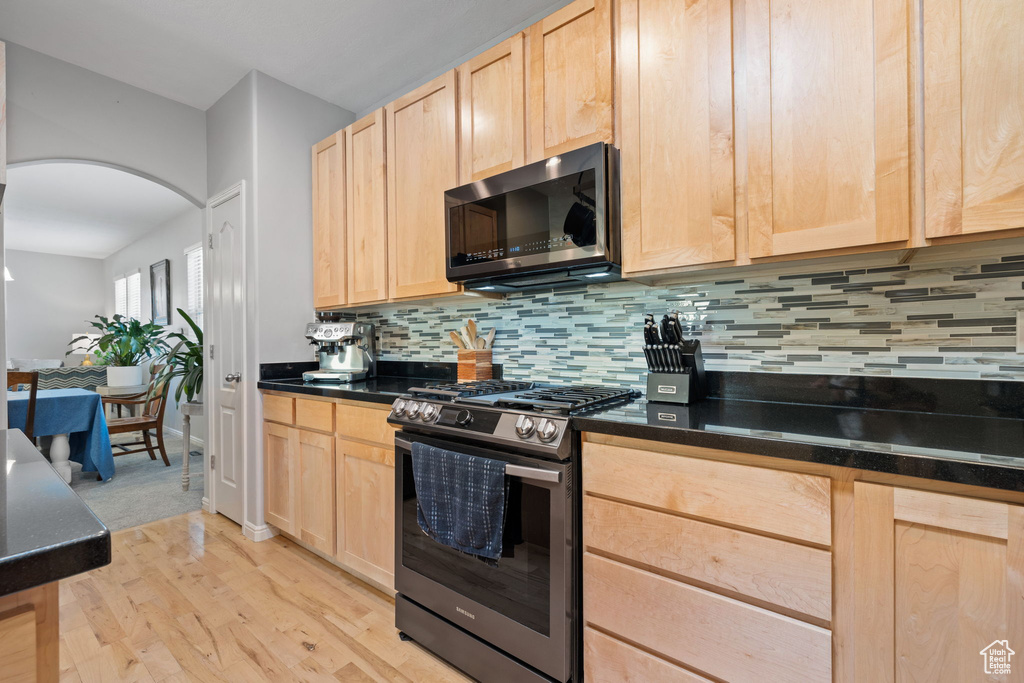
[444,142,620,292]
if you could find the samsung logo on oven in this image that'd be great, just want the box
[456,606,476,620]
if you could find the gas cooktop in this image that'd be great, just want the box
[405,380,639,416]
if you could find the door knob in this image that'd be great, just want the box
[224,373,241,383]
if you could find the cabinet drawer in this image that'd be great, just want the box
[583,442,831,545]
[337,438,394,467]
[295,398,334,433]
[584,496,831,621]
[584,553,831,682]
[584,627,711,682]
[336,402,395,445]
[262,394,294,425]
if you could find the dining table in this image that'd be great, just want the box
[7,388,115,482]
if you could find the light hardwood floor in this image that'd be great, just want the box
[58,510,470,682]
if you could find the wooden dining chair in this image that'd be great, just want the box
[6,371,39,441]
[102,370,171,466]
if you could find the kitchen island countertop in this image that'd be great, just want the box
[0,428,111,597]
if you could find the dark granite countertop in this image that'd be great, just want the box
[573,398,1024,493]
[0,429,111,596]
[257,376,426,405]
[259,362,1024,493]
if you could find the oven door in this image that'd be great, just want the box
[394,433,575,682]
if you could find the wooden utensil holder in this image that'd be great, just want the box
[457,349,493,382]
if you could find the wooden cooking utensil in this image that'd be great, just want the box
[449,331,467,349]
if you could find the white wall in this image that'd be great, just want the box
[5,249,106,361]
[3,42,207,206]
[102,207,205,441]
[206,70,352,535]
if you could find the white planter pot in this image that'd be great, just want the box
[107,365,143,387]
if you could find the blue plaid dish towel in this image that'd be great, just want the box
[411,442,508,562]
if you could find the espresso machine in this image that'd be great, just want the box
[302,321,377,383]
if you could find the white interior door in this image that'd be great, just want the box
[207,184,245,524]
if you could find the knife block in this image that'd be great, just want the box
[457,349,493,381]
[647,370,697,404]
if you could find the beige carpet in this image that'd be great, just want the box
[67,431,205,531]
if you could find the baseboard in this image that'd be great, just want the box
[244,521,278,542]
[164,426,205,448]
[202,496,211,512]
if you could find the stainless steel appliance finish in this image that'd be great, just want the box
[444,142,620,292]
[389,380,639,682]
[302,321,377,383]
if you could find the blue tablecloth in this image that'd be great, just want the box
[8,389,115,481]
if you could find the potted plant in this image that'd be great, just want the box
[155,308,204,405]
[69,315,169,387]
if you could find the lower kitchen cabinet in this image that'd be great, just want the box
[262,392,396,592]
[582,434,1024,682]
[336,438,396,590]
[261,418,336,556]
[852,483,1024,682]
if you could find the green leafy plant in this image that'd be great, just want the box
[68,315,169,367]
[155,308,204,404]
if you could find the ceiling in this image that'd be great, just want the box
[0,0,564,113]
[3,163,196,259]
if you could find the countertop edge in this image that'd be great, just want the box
[0,528,112,596]
[257,380,397,405]
[572,416,1024,494]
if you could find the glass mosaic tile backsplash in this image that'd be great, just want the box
[344,247,1024,386]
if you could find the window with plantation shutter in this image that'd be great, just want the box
[184,242,203,329]
[115,271,142,319]
[126,272,142,320]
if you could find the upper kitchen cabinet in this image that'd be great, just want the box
[458,34,527,184]
[312,132,347,309]
[526,0,614,162]
[923,0,1024,239]
[346,109,389,305]
[744,0,910,259]
[619,0,736,275]
[386,71,461,300]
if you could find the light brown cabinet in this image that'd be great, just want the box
[852,483,1024,681]
[458,34,527,184]
[526,0,614,162]
[386,71,461,301]
[261,402,336,556]
[923,0,1024,239]
[619,0,736,275]
[743,0,910,258]
[311,132,347,309]
[262,392,396,591]
[346,109,389,305]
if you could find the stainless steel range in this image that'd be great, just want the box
[388,380,639,683]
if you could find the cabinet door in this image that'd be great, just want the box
[297,430,335,555]
[346,109,389,305]
[263,421,296,534]
[853,483,1024,681]
[620,0,735,274]
[526,0,614,162]
[312,132,347,309]
[924,0,1024,238]
[336,439,395,590]
[386,71,460,300]
[458,33,526,184]
[745,0,909,258]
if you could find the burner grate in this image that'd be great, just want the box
[408,379,535,400]
[496,385,640,414]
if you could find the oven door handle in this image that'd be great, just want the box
[395,438,562,484]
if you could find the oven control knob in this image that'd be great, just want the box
[536,418,559,443]
[421,404,440,422]
[455,409,473,426]
[405,401,422,420]
[392,399,408,417]
[515,415,537,438]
